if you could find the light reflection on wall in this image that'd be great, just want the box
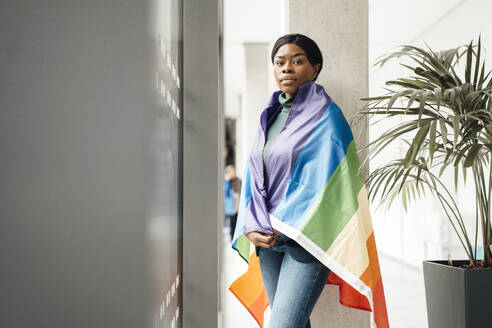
[148,0,183,327]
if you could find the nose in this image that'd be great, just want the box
[282,61,293,73]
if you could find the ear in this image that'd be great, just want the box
[313,63,321,79]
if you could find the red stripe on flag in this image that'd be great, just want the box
[327,271,371,311]
[373,277,389,328]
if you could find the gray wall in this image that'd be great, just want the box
[0,1,223,327]
[183,0,221,327]
[0,1,152,327]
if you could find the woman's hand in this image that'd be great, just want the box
[246,229,279,248]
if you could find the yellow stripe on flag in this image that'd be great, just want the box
[326,185,373,277]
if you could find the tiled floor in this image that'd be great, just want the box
[220,227,428,328]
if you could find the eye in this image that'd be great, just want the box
[294,59,303,64]
[275,61,284,66]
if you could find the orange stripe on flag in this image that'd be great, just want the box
[360,232,382,289]
[229,253,269,328]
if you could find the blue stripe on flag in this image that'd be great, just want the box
[232,160,252,245]
[272,101,354,227]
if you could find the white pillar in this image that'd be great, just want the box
[288,0,371,326]
[237,42,270,177]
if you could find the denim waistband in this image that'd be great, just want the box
[256,231,320,263]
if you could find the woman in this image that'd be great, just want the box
[230,34,388,328]
[246,34,328,328]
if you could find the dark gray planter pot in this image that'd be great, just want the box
[423,260,492,328]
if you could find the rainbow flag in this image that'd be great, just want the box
[229,81,389,328]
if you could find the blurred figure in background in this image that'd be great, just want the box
[224,164,241,241]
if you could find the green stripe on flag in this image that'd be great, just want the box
[300,141,364,251]
[235,235,251,263]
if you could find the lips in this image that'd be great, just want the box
[281,78,297,83]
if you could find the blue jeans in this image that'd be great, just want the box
[258,232,330,328]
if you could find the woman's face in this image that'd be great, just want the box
[273,43,320,99]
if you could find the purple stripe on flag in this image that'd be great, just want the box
[255,81,332,213]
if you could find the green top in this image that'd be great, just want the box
[263,92,295,167]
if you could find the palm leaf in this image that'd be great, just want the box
[360,37,492,266]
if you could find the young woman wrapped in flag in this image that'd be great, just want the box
[229,33,389,328]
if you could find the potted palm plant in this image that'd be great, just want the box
[355,36,492,328]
